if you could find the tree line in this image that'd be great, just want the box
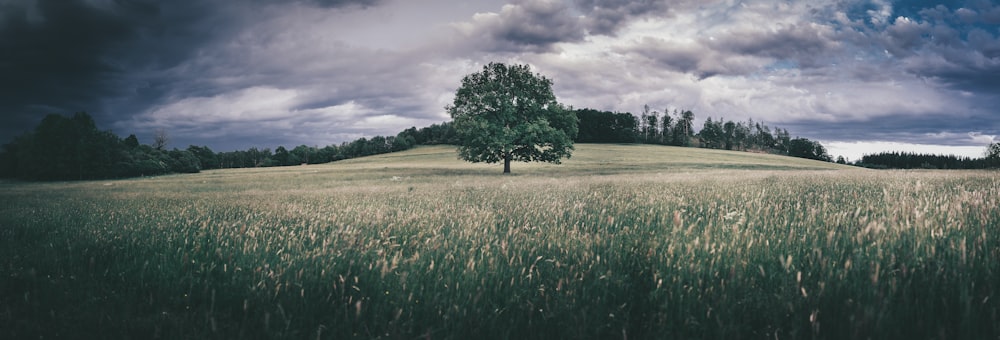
[0,112,457,180]
[0,113,200,180]
[9,108,991,181]
[574,106,833,161]
[856,151,1000,169]
[0,108,832,181]
[204,122,458,169]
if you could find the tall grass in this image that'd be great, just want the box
[1,146,997,339]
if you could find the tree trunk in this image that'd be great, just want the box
[503,153,511,174]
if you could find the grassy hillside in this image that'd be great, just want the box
[334,143,851,174]
[2,144,997,339]
[64,144,848,192]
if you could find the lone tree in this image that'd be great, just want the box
[447,62,578,174]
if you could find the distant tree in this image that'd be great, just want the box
[350,137,374,157]
[246,147,271,167]
[699,117,724,149]
[392,133,416,152]
[218,151,236,169]
[774,128,791,153]
[745,118,757,149]
[640,105,659,143]
[722,121,736,150]
[412,122,457,145]
[153,129,169,151]
[447,62,578,174]
[370,136,389,155]
[291,145,317,164]
[659,108,672,145]
[575,108,638,143]
[316,145,339,162]
[647,110,659,143]
[614,112,639,143]
[788,138,832,162]
[272,146,293,166]
[574,109,599,143]
[119,145,170,177]
[639,106,649,143]
[124,134,140,148]
[734,121,750,151]
[987,142,1000,168]
[398,127,418,144]
[187,145,219,170]
[167,149,201,173]
[753,122,775,150]
[672,110,695,146]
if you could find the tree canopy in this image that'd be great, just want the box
[988,142,1000,167]
[448,62,577,173]
[787,138,832,162]
[575,108,637,143]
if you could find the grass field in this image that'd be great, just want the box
[1,144,997,339]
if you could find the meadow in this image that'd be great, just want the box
[1,144,997,339]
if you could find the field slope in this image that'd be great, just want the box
[334,143,851,174]
[1,144,997,339]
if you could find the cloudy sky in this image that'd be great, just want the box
[1,0,998,160]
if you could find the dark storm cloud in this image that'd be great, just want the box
[574,0,669,35]
[627,38,707,74]
[0,0,387,145]
[622,37,760,79]
[0,0,143,139]
[458,0,691,53]
[0,0,245,143]
[784,109,999,146]
[623,21,839,79]
[303,0,382,8]
[712,23,839,68]
[872,2,1000,95]
[121,19,458,151]
[456,0,585,53]
[456,0,680,53]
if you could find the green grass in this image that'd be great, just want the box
[339,144,850,174]
[1,144,997,339]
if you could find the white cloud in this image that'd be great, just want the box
[140,87,303,126]
[867,0,894,26]
[97,0,998,151]
[967,132,998,144]
[525,2,973,133]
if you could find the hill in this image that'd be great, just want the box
[154,144,853,189]
[107,144,852,191]
[323,143,852,176]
